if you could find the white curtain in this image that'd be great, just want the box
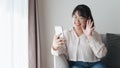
[0,0,28,68]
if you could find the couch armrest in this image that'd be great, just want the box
[54,55,69,68]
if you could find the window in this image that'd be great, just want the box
[0,0,28,68]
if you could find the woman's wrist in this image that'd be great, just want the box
[87,35,92,39]
[85,33,92,38]
[52,45,58,51]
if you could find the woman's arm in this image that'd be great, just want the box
[87,31,107,58]
[51,30,68,56]
[51,45,67,56]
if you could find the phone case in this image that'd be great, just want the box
[55,26,64,38]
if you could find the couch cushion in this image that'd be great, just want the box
[104,33,120,68]
[100,34,107,46]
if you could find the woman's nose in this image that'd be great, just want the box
[76,19,80,23]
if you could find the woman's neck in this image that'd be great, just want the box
[73,27,83,37]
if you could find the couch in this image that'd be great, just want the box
[53,33,120,68]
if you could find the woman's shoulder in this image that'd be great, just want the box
[62,28,73,38]
[92,30,101,39]
[63,28,73,34]
[93,30,98,34]
[92,30,100,35]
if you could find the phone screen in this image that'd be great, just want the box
[54,26,63,38]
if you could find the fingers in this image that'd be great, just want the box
[56,38,65,42]
[54,33,62,39]
[57,41,65,46]
[87,19,91,26]
[87,19,94,28]
[54,35,66,45]
[81,25,85,32]
[86,20,89,26]
[90,22,94,28]
[56,33,62,38]
[57,38,66,46]
[91,26,95,31]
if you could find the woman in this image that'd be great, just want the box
[51,4,107,68]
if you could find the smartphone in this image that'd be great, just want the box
[54,26,64,38]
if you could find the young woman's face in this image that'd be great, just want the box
[72,11,87,29]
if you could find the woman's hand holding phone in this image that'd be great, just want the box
[52,34,66,50]
[52,26,66,50]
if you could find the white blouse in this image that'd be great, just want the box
[51,28,107,62]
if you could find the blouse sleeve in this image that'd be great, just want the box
[51,45,67,56]
[87,31,107,59]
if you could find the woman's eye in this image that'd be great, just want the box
[73,16,78,19]
[74,16,77,18]
[80,17,86,20]
[80,18,83,19]
[80,17,84,19]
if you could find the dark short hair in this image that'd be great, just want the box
[72,4,94,27]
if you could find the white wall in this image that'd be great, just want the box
[38,0,120,68]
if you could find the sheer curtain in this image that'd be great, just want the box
[29,0,41,68]
[0,0,28,68]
